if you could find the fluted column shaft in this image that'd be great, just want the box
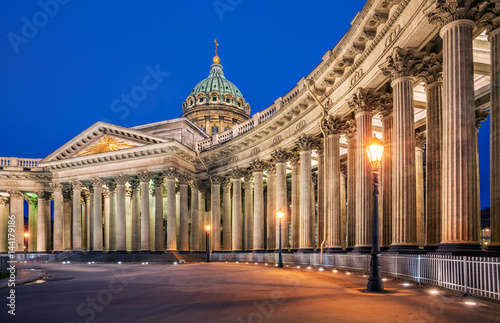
[390,77,418,250]
[81,194,88,251]
[179,182,189,252]
[299,150,313,251]
[166,177,177,251]
[439,20,479,249]
[198,189,206,251]
[381,115,393,248]
[317,151,325,248]
[267,170,276,251]
[275,162,287,251]
[416,144,425,248]
[63,191,71,251]
[109,188,117,252]
[92,185,103,252]
[87,189,93,251]
[103,191,110,251]
[253,171,264,251]
[340,168,347,249]
[347,138,356,249]
[244,178,253,250]
[190,186,199,251]
[232,177,243,251]
[71,186,82,251]
[222,181,232,251]
[291,161,300,250]
[151,184,162,252]
[116,183,126,252]
[0,199,9,252]
[491,28,500,248]
[325,134,342,251]
[355,111,373,251]
[36,194,47,252]
[211,181,221,251]
[9,192,24,252]
[131,183,140,251]
[26,198,36,252]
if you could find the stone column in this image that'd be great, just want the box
[344,121,356,250]
[378,95,393,250]
[250,160,266,252]
[0,197,9,252]
[428,6,482,250]
[102,188,110,251]
[340,163,347,249]
[311,173,317,249]
[296,134,314,252]
[36,191,50,252]
[266,163,276,251]
[380,48,421,251]
[244,171,254,251]
[164,167,177,252]
[316,146,325,249]
[81,190,89,251]
[490,26,500,248]
[50,184,62,252]
[8,191,24,252]
[125,187,132,251]
[322,116,344,252]
[178,173,189,252]
[87,187,94,251]
[211,175,222,252]
[129,178,141,252]
[107,181,117,252]
[149,185,155,249]
[289,152,300,251]
[90,177,104,252]
[25,195,36,252]
[415,133,426,248]
[222,176,232,251]
[199,184,207,251]
[70,181,83,251]
[151,175,165,253]
[190,180,200,252]
[62,187,72,251]
[272,149,289,252]
[230,168,244,251]
[137,171,152,252]
[416,54,443,249]
[114,175,128,253]
[348,89,376,252]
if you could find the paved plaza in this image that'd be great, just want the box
[1,262,500,322]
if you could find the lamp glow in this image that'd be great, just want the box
[366,136,384,171]
[205,225,210,231]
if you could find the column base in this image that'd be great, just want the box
[324,247,344,253]
[91,250,104,254]
[115,250,128,254]
[380,246,390,252]
[231,250,243,253]
[152,251,166,254]
[388,244,421,253]
[165,249,177,253]
[353,246,371,253]
[436,243,482,253]
[297,248,314,253]
[252,249,266,253]
[423,245,439,251]
[139,250,151,253]
[52,250,63,254]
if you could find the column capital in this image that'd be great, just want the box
[376,93,394,118]
[25,195,36,205]
[476,108,490,129]
[81,190,90,200]
[163,167,177,179]
[88,186,94,194]
[340,162,348,176]
[379,47,423,80]
[211,174,224,185]
[128,178,140,190]
[427,0,497,29]
[149,184,155,196]
[137,171,153,182]
[271,148,290,163]
[190,179,203,190]
[249,159,267,172]
[106,180,117,192]
[288,150,300,166]
[296,134,315,151]
[114,174,128,185]
[0,196,10,205]
[125,187,132,197]
[229,167,245,180]
[416,132,427,150]
[36,191,52,201]
[322,115,346,136]
[152,175,165,187]
[342,119,357,140]
[221,176,232,188]
[265,161,276,175]
[70,180,84,190]
[416,53,443,85]
[177,172,190,184]
[243,170,254,182]
[348,88,379,114]
[89,177,104,188]
[50,182,63,192]
[102,188,110,198]
[62,186,72,201]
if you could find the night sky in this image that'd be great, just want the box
[0,0,491,209]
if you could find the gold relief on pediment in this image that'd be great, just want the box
[77,135,136,156]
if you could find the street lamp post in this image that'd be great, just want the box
[205,225,211,263]
[277,209,284,268]
[366,136,384,292]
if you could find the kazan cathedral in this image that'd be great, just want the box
[0,0,499,262]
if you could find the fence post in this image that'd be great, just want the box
[395,254,399,280]
[416,255,422,285]
[463,256,471,296]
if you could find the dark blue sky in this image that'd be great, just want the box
[0,0,491,209]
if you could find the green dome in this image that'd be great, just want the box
[183,63,250,115]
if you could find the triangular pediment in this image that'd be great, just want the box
[41,121,168,162]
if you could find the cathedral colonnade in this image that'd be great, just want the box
[0,0,498,255]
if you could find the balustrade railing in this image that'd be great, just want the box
[0,157,42,168]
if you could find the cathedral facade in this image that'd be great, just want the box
[0,0,498,255]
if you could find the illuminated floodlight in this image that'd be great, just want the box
[346,272,351,275]
[307,266,312,270]
[362,275,368,278]
[62,261,66,264]
[236,261,239,264]
[265,263,268,266]
[117,261,122,265]
[333,269,338,273]
[319,268,324,272]
[254,262,258,265]
[464,301,476,306]
[297,266,301,269]
[382,278,388,281]
[174,262,178,265]
[429,290,439,295]
[403,283,411,287]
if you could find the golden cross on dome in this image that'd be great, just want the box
[213,39,220,64]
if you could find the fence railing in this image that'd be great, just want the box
[211,253,500,301]
[0,157,42,168]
